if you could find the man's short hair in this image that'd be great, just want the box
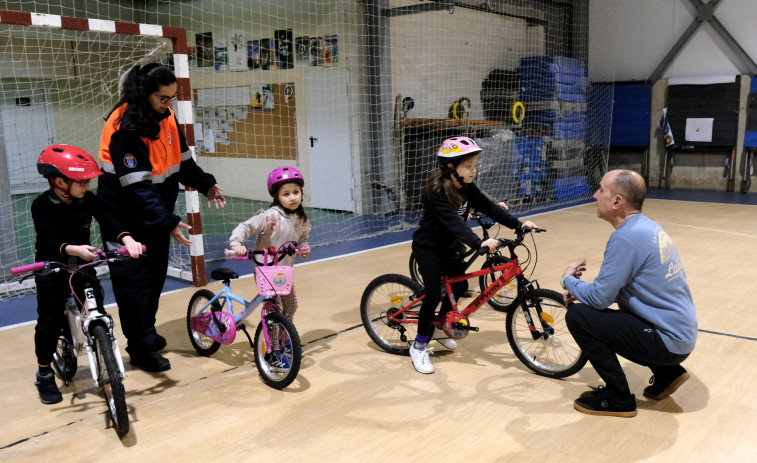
[612,170,646,211]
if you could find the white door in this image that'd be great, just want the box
[305,68,355,212]
[1,90,55,194]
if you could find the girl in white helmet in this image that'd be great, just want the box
[409,136,538,374]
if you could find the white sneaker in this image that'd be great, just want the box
[409,345,435,374]
[437,338,458,350]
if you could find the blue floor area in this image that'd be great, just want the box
[3,187,756,329]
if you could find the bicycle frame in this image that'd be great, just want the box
[194,282,281,348]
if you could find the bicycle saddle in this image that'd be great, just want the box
[210,268,239,282]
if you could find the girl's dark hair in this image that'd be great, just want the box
[422,162,464,209]
[105,63,177,140]
[270,182,308,222]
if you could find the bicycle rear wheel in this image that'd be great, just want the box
[187,289,222,356]
[506,288,586,379]
[360,274,423,355]
[478,256,519,312]
[254,311,301,389]
[91,324,129,438]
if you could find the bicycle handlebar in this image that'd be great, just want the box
[476,227,547,255]
[10,245,146,277]
[224,241,309,265]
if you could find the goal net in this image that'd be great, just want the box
[1,1,618,296]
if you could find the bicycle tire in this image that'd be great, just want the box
[187,289,222,356]
[91,324,129,438]
[478,256,519,312]
[360,274,423,356]
[408,253,423,285]
[506,288,587,379]
[254,311,301,389]
[53,334,78,381]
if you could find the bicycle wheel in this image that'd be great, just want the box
[478,256,519,312]
[254,311,301,389]
[91,324,129,438]
[408,253,423,285]
[360,274,423,355]
[53,334,77,382]
[187,289,222,356]
[506,288,587,379]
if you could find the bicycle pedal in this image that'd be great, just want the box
[451,322,479,332]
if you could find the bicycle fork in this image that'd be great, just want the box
[77,287,126,387]
[517,280,554,340]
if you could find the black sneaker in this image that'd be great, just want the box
[574,386,637,417]
[130,351,171,372]
[35,371,63,405]
[154,334,167,351]
[644,367,689,400]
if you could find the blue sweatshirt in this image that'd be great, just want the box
[563,213,697,355]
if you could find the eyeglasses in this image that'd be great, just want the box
[156,92,178,104]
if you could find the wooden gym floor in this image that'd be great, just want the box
[1,198,756,462]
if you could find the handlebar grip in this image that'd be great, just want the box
[224,249,236,256]
[11,261,45,276]
[116,245,147,256]
[477,247,489,256]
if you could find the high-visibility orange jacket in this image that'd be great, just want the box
[97,103,216,237]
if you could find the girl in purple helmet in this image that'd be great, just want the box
[409,136,538,374]
[229,166,311,322]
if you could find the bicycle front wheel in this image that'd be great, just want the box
[187,289,222,356]
[478,256,519,312]
[254,311,301,389]
[360,274,423,356]
[92,324,129,438]
[506,288,587,379]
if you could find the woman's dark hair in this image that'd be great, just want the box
[105,63,177,140]
[270,182,308,222]
[421,160,465,209]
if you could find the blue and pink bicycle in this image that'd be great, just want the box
[186,241,305,389]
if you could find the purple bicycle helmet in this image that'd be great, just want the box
[437,136,482,166]
[267,166,304,196]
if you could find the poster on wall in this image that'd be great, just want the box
[196,32,214,67]
[250,84,274,111]
[322,34,338,66]
[275,29,293,70]
[309,37,321,66]
[247,39,260,70]
[261,38,273,70]
[295,36,309,66]
[227,30,247,71]
[213,37,228,72]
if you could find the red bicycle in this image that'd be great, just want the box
[360,228,587,378]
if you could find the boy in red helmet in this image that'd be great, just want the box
[31,144,142,404]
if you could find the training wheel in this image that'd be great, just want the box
[439,311,470,340]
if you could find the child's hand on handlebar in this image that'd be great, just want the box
[480,238,499,253]
[296,247,310,259]
[65,244,98,261]
[231,245,247,257]
[122,236,143,258]
[521,220,539,230]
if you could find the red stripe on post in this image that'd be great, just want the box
[186,210,202,235]
[190,255,206,287]
[60,16,89,31]
[0,10,32,25]
[163,26,187,54]
[114,21,140,35]
[182,123,195,146]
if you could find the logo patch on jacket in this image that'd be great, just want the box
[167,132,172,145]
[124,154,137,168]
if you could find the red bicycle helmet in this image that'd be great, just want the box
[267,166,304,196]
[437,136,482,166]
[37,144,103,180]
